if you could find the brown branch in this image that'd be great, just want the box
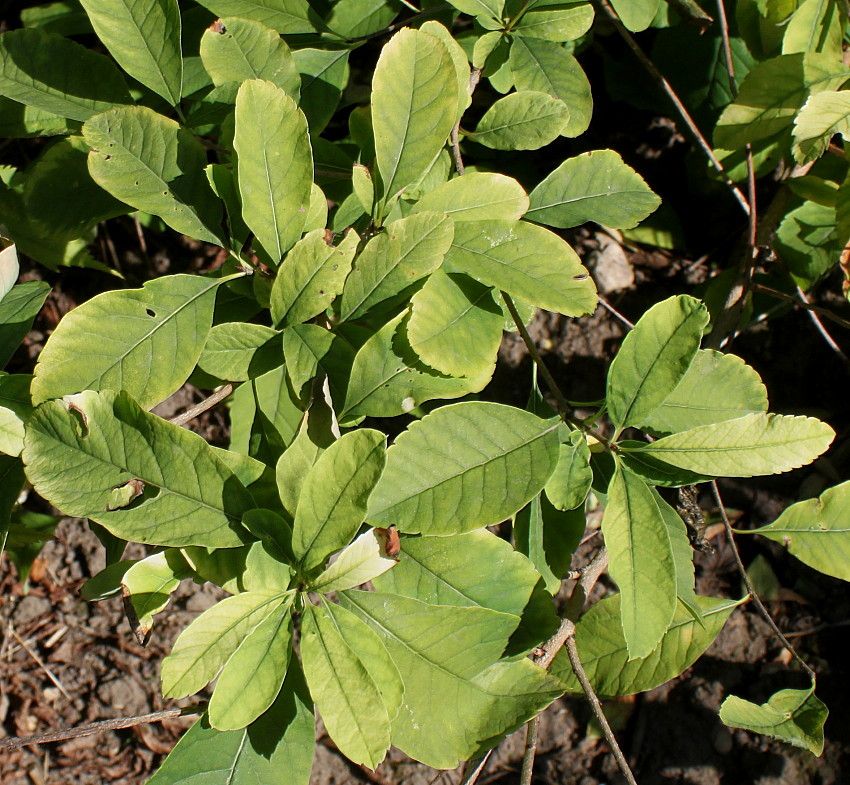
[749,282,850,331]
[451,67,482,177]
[0,705,205,751]
[598,0,750,216]
[710,481,817,681]
[168,384,235,428]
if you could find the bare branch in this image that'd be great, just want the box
[0,705,205,751]
[169,384,235,428]
[710,481,817,681]
[598,0,750,216]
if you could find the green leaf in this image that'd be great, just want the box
[121,550,193,641]
[209,599,293,730]
[83,106,223,245]
[293,428,386,570]
[323,599,404,720]
[367,401,560,534]
[602,466,677,659]
[720,683,827,755]
[149,663,314,785]
[200,16,300,98]
[469,91,569,150]
[198,322,282,381]
[544,429,592,511]
[449,0,504,22]
[652,487,701,619]
[0,97,75,138]
[511,2,595,42]
[339,211,454,322]
[275,402,335,518]
[292,48,349,134]
[0,374,31,457]
[407,269,503,377]
[606,295,709,434]
[372,28,458,206]
[792,90,850,163]
[0,28,131,121]
[782,0,844,62]
[446,219,597,317]
[192,0,317,34]
[552,595,742,696]
[301,602,390,768]
[234,79,313,264]
[271,229,359,327]
[509,36,592,138]
[420,21,471,123]
[341,590,563,769]
[161,589,290,698]
[0,281,51,369]
[32,274,225,409]
[527,149,661,230]
[310,527,398,592]
[714,53,849,149]
[412,173,529,222]
[374,528,542,617]
[514,494,584,593]
[23,390,254,548]
[79,0,183,105]
[624,412,835,477]
[341,312,492,420]
[619,446,713,488]
[745,480,850,581]
[326,0,398,38]
[639,349,768,434]
[609,0,660,31]
[775,200,840,286]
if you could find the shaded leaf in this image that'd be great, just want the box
[609,0,660,31]
[198,322,282,381]
[0,281,51,369]
[193,0,317,34]
[544,429,592,511]
[0,28,132,121]
[148,663,314,785]
[293,48,349,134]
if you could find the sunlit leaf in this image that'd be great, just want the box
[193,0,317,34]
[468,91,569,150]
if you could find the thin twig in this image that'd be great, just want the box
[451,67,483,177]
[168,384,235,427]
[598,296,635,329]
[795,286,850,368]
[598,0,750,216]
[519,716,540,785]
[0,705,205,751]
[749,282,850,331]
[564,633,638,785]
[710,481,817,681]
[458,751,494,785]
[9,624,72,703]
[502,292,574,417]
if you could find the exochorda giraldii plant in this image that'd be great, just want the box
[0,0,847,781]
